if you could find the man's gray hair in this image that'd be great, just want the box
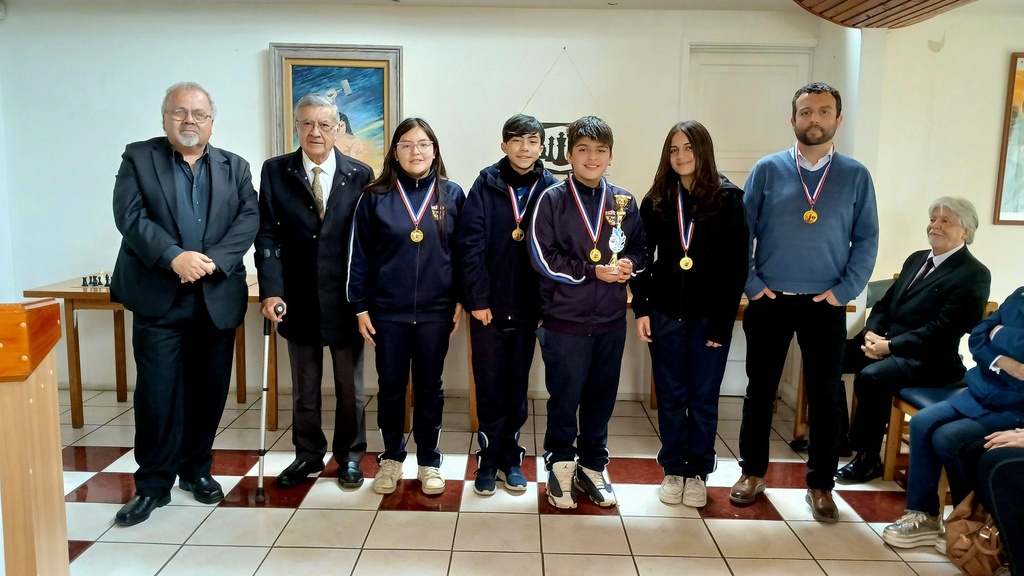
[294,93,339,120]
[161,81,217,118]
[929,196,979,245]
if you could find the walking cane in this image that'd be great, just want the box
[255,302,284,503]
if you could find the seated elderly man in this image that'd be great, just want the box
[882,286,1024,549]
[835,197,991,484]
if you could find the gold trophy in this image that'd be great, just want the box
[604,194,632,267]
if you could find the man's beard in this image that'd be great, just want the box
[795,124,835,146]
[177,130,200,147]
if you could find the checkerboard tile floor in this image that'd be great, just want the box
[57,390,960,576]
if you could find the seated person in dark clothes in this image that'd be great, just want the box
[977,427,1024,576]
[835,197,990,484]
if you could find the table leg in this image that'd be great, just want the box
[113,309,127,403]
[64,301,84,429]
[234,325,246,404]
[267,324,278,431]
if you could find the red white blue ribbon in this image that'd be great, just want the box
[396,180,436,228]
[567,175,606,246]
[677,186,694,254]
[507,181,539,225]
[793,142,835,208]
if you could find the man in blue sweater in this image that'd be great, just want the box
[729,82,878,522]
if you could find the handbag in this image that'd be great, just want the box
[944,491,1006,576]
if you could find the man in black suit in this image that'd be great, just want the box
[111,82,259,525]
[255,93,374,489]
[835,197,990,483]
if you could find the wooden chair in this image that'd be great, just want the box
[881,300,999,503]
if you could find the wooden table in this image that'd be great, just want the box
[24,276,259,429]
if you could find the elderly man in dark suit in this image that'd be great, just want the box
[111,82,259,526]
[835,196,990,483]
[255,93,374,489]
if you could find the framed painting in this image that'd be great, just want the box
[270,43,402,175]
[994,52,1024,225]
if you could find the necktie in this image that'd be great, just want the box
[909,256,934,289]
[311,167,325,219]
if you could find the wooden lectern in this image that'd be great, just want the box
[0,299,70,576]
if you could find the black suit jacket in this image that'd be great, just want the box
[254,148,374,347]
[864,246,991,379]
[111,137,259,330]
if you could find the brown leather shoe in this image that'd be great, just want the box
[729,474,765,504]
[805,488,839,523]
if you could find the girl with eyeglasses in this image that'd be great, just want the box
[347,117,465,496]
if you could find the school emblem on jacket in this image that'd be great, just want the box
[431,204,445,221]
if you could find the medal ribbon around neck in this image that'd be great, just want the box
[568,175,607,252]
[793,142,835,209]
[677,187,695,256]
[507,181,539,226]
[396,179,436,231]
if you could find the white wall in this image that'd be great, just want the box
[0,70,13,303]
[875,10,1024,301]
[0,1,822,397]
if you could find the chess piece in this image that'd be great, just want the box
[82,277,88,287]
[105,274,111,287]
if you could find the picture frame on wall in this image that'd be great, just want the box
[270,43,402,176]
[994,51,1024,225]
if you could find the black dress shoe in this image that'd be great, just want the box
[339,461,365,489]
[179,475,225,504]
[835,452,883,484]
[114,493,171,527]
[276,458,326,488]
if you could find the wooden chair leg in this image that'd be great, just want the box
[938,467,950,513]
[883,402,904,481]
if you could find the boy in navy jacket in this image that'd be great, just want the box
[457,114,558,496]
[529,116,646,508]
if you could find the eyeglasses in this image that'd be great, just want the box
[164,108,212,124]
[395,140,434,154]
[297,120,337,133]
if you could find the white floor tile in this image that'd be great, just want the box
[70,542,178,576]
[158,545,269,576]
[789,520,902,561]
[276,509,376,548]
[765,488,861,522]
[65,502,120,541]
[213,427,287,450]
[300,477,384,510]
[624,517,717,556]
[352,549,451,576]
[454,512,541,552]
[458,481,539,514]
[364,510,458,550]
[64,471,97,495]
[540,515,630,555]
[60,405,133,426]
[99,505,215,544]
[543,553,639,575]
[727,558,826,575]
[614,484,701,519]
[83,391,132,407]
[705,518,811,559]
[186,507,294,546]
[71,425,136,447]
[817,560,919,575]
[450,552,543,576]
[255,548,359,574]
[635,556,733,576]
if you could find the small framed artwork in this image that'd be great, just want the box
[994,52,1024,225]
[270,43,402,175]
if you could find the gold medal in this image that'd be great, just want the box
[679,256,693,270]
[512,227,525,242]
[803,209,818,224]
[410,228,424,242]
[589,248,602,263]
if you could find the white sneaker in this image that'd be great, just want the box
[659,475,684,505]
[682,476,707,508]
[373,459,403,494]
[546,461,577,509]
[574,465,617,507]
[417,465,445,495]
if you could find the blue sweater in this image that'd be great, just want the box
[743,150,878,304]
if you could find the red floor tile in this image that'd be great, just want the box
[66,472,136,504]
[211,449,260,476]
[68,540,93,563]
[837,490,908,523]
[536,484,621,515]
[763,462,808,489]
[220,475,314,508]
[606,457,663,485]
[462,456,538,482]
[698,487,783,520]
[62,446,132,472]
[378,479,465,512]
